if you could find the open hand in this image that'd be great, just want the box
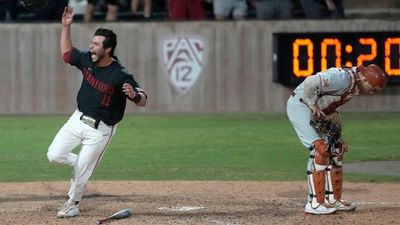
[309,105,326,118]
[62,6,74,26]
[122,83,135,99]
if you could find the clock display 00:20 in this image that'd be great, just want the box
[273,32,400,86]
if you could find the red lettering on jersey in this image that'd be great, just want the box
[83,68,115,95]
[101,94,112,107]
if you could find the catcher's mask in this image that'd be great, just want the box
[19,0,49,11]
[357,64,387,91]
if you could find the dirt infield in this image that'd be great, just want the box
[0,181,399,225]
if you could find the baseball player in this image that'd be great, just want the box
[47,6,147,218]
[287,64,387,214]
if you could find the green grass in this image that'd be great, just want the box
[0,112,399,182]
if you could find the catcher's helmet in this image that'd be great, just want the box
[19,0,49,11]
[357,64,387,90]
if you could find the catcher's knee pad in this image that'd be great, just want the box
[326,165,343,204]
[308,170,327,204]
[312,139,330,171]
[331,155,344,166]
[313,139,330,157]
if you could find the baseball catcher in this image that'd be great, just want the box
[287,64,387,215]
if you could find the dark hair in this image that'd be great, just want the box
[94,28,117,57]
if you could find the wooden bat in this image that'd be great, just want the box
[96,208,132,224]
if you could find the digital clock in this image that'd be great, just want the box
[273,32,400,86]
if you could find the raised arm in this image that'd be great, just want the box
[60,6,74,56]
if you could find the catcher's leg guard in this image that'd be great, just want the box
[310,170,326,204]
[306,170,337,215]
[326,165,357,211]
[326,165,343,202]
[304,140,337,215]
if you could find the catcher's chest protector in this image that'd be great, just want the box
[317,69,357,114]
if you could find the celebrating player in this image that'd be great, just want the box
[287,64,387,214]
[47,6,147,218]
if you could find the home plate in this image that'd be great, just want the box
[157,206,207,212]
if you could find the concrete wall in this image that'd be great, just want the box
[0,20,399,115]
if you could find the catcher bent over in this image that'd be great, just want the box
[287,64,387,215]
[47,6,147,218]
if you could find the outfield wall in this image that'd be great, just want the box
[0,20,399,115]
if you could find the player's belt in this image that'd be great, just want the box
[291,92,306,104]
[80,114,101,129]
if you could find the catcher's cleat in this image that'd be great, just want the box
[304,202,337,215]
[333,199,357,211]
[57,201,80,218]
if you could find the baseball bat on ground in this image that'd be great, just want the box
[96,208,132,224]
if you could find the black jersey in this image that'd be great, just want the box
[63,47,141,125]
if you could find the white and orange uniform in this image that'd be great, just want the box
[286,67,358,209]
[287,67,357,151]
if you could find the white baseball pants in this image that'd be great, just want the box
[47,110,116,202]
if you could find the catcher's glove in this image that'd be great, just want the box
[310,111,342,139]
[310,112,346,156]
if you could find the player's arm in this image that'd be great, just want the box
[303,74,325,117]
[60,6,74,56]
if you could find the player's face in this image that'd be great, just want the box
[357,73,378,95]
[89,36,107,63]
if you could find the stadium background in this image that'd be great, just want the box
[1,0,400,115]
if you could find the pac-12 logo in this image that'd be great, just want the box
[161,34,206,94]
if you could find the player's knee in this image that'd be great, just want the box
[331,155,344,166]
[47,151,57,163]
[313,139,330,157]
[314,152,329,169]
[47,147,61,164]
[312,140,330,171]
